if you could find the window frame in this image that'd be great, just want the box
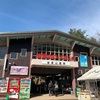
[20,49,27,57]
[92,55,100,65]
[74,56,79,61]
[32,44,71,61]
[0,47,7,59]
[10,52,18,59]
[80,52,88,56]
[78,69,83,75]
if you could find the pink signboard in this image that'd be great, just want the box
[10,66,28,75]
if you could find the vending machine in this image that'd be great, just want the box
[19,78,31,99]
[0,78,8,100]
[7,78,20,100]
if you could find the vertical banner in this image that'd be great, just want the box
[7,78,20,100]
[19,78,31,99]
[80,55,88,67]
[0,78,8,100]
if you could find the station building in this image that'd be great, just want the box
[0,30,100,94]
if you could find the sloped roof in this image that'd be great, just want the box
[0,30,100,53]
[77,66,100,80]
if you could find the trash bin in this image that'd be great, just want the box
[70,90,73,95]
[6,94,9,100]
[75,88,81,97]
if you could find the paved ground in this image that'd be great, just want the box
[30,94,78,100]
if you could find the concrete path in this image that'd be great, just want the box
[30,94,78,100]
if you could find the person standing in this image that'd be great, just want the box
[54,81,59,97]
[62,84,64,95]
[48,81,53,96]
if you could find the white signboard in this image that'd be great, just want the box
[42,60,70,66]
[10,66,28,75]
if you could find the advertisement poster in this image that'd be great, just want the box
[0,78,8,100]
[7,78,20,100]
[0,78,8,93]
[80,55,88,67]
[10,66,28,75]
[19,78,31,99]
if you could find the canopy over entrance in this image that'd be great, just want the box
[77,66,100,81]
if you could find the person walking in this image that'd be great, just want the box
[48,80,53,96]
[54,81,59,97]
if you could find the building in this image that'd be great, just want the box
[0,30,100,95]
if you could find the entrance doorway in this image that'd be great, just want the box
[31,67,72,96]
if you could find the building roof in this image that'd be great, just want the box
[77,66,100,80]
[0,30,100,54]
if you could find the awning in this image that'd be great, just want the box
[77,66,100,81]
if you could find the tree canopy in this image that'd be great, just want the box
[68,28,87,39]
[68,28,100,43]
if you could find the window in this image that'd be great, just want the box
[32,44,71,61]
[74,56,79,61]
[77,81,85,88]
[0,47,7,59]
[20,49,27,57]
[78,69,83,75]
[10,52,18,59]
[92,55,100,65]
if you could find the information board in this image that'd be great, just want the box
[19,78,31,99]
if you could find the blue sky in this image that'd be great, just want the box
[0,0,100,37]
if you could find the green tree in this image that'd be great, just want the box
[96,33,100,43]
[89,37,97,42]
[68,28,87,38]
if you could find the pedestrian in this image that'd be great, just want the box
[54,81,59,97]
[48,80,53,96]
[62,84,64,95]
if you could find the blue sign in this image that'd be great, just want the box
[80,55,88,67]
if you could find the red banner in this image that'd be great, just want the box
[36,53,74,61]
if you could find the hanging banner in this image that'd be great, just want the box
[0,78,8,100]
[19,78,31,99]
[7,78,20,100]
[36,53,74,61]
